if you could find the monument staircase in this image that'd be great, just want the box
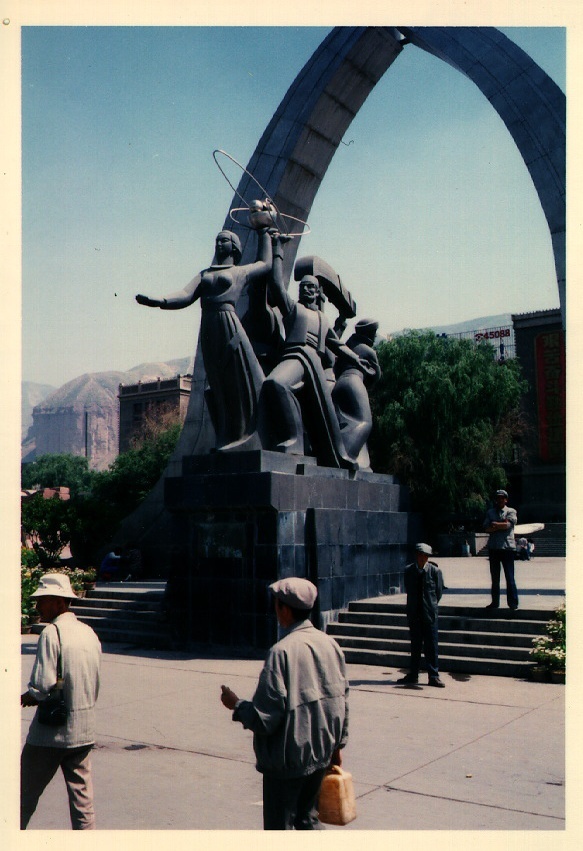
[326,602,554,678]
[68,583,173,648]
[62,586,554,678]
[475,523,566,557]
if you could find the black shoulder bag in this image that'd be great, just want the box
[37,622,68,727]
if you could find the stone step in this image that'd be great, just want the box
[65,583,172,648]
[73,597,163,612]
[341,647,533,678]
[338,611,550,635]
[70,605,165,623]
[332,634,533,662]
[348,601,553,621]
[73,615,173,649]
[327,602,553,677]
[85,584,165,602]
[327,622,535,648]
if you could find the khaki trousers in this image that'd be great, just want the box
[21,743,95,829]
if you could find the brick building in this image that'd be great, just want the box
[508,309,566,523]
[118,375,192,453]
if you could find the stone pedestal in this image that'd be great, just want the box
[163,450,420,649]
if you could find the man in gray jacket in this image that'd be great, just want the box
[220,577,349,830]
[397,543,445,688]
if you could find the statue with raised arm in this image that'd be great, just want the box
[332,319,381,470]
[136,212,274,452]
[258,240,373,469]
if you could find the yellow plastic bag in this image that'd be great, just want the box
[318,765,357,825]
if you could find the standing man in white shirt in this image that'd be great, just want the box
[20,573,101,829]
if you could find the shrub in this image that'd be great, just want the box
[530,604,566,670]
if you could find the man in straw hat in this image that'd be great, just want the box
[397,543,445,688]
[20,573,101,829]
[220,577,349,829]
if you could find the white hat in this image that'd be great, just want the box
[31,573,77,599]
[415,543,433,555]
[269,578,318,610]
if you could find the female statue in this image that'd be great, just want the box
[136,220,273,451]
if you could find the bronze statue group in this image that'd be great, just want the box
[136,202,381,472]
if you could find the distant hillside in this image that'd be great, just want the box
[22,357,194,469]
[22,381,56,439]
[388,313,513,338]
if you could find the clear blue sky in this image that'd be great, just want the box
[21,26,565,388]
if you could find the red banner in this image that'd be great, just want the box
[535,330,566,461]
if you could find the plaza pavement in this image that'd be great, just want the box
[18,556,568,833]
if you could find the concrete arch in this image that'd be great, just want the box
[182,25,565,457]
[119,26,565,558]
[231,27,564,302]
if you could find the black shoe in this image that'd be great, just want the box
[484,603,499,609]
[509,605,518,611]
[428,677,445,688]
[396,674,419,685]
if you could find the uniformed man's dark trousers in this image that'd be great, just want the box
[408,617,439,679]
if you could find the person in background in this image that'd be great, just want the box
[98,547,123,581]
[517,537,529,560]
[397,543,445,688]
[220,577,349,830]
[21,574,101,829]
[483,489,519,610]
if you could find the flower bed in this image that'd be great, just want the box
[20,549,96,628]
[529,603,566,680]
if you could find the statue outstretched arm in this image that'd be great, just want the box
[136,273,202,310]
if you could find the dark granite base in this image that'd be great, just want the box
[163,451,421,649]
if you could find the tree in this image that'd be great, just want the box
[368,331,528,535]
[21,453,95,497]
[92,416,181,519]
[67,414,182,564]
[21,493,73,565]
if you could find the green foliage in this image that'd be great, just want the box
[20,420,182,566]
[68,420,181,564]
[21,494,73,566]
[369,331,527,533]
[21,563,44,624]
[530,604,566,670]
[21,546,40,568]
[91,421,181,519]
[21,453,95,498]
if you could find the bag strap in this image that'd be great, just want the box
[52,621,63,681]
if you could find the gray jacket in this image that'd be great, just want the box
[483,505,517,550]
[404,561,444,625]
[233,620,349,779]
